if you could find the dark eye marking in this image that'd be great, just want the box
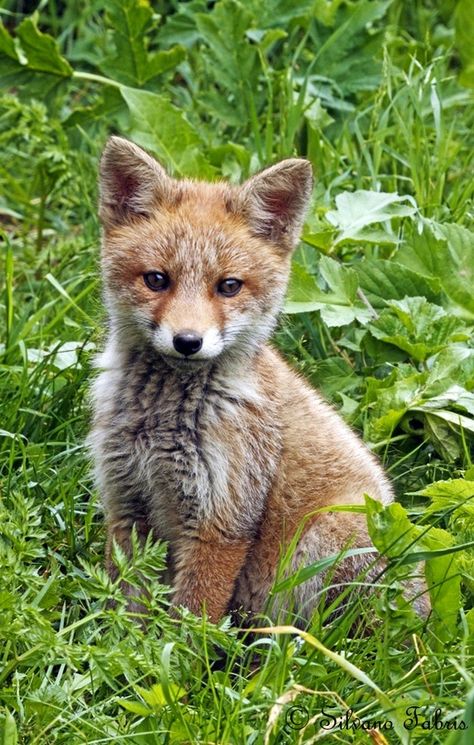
[143,272,170,291]
[217,278,243,297]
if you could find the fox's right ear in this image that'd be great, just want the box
[99,136,173,228]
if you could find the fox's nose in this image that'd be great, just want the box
[173,330,203,357]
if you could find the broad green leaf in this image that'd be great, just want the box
[286,258,372,326]
[0,16,72,97]
[245,28,287,53]
[362,346,474,456]
[303,97,335,131]
[286,263,326,306]
[313,0,348,26]
[140,44,186,81]
[415,387,474,417]
[416,352,474,457]
[158,0,208,47]
[422,528,462,641]
[409,412,464,462]
[435,222,474,313]
[246,0,315,27]
[100,0,185,86]
[326,190,417,244]
[135,682,187,711]
[0,23,18,61]
[365,496,423,557]
[365,496,461,641]
[319,255,358,303]
[367,410,406,443]
[195,1,256,86]
[208,142,251,181]
[135,683,167,708]
[117,698,153,716]
[16,16,72,77]
[424,346,474,397]
[312,357,358,399]
[417,408,474,435]
[310,0,393,95]
[195,0,257,123]
[368,297,468,361]
[302,227,336,252]
[397,223,474,318]
[101,0,157,85]
[336,392,359,418]
[355,260,442,307]
[1,711,18,745]
[363,367,425,442]
[421,478,474,501]
[120,86,215,178]
[419,479,474,521]
[301,211,337,252]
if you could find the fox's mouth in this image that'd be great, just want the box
[160,354,212,371]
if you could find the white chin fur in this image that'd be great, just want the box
[152,324,224,360]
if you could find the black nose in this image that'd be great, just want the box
[173,331,203,357]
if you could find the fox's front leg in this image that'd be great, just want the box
[106,515,153,613]
[172,533,251,622]
[106,516,151,572]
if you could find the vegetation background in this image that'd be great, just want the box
[0,0,473,742]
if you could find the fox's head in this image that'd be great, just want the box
[99,137,312,366]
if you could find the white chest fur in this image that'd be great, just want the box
[89,339,276,541]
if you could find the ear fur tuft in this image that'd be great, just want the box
[239,159,313,249]
[99,136,172,228]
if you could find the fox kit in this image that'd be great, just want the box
[90,137,427,625]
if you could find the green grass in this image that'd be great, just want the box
[1,1,473,743]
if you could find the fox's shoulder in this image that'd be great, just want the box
[256,343,359,440]
[256,344,322,404]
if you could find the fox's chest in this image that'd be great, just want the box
[92,348,279,539]
[97,360,232,529]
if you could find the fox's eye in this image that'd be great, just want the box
[143,272,170,291]
[217,278,242,297]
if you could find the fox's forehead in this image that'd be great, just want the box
[107,202,277,277]
[150,222,251,275]
[175,178,235,210]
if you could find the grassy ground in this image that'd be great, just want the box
[0,1,473,743]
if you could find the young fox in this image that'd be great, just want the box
[90,137,426,624]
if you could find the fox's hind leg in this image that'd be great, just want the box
[232,511,430,625]
[232,512,375,623]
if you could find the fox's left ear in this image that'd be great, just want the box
[238,159,313,249]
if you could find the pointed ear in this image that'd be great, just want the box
[99,136,173,228]
[238,159,313,249]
